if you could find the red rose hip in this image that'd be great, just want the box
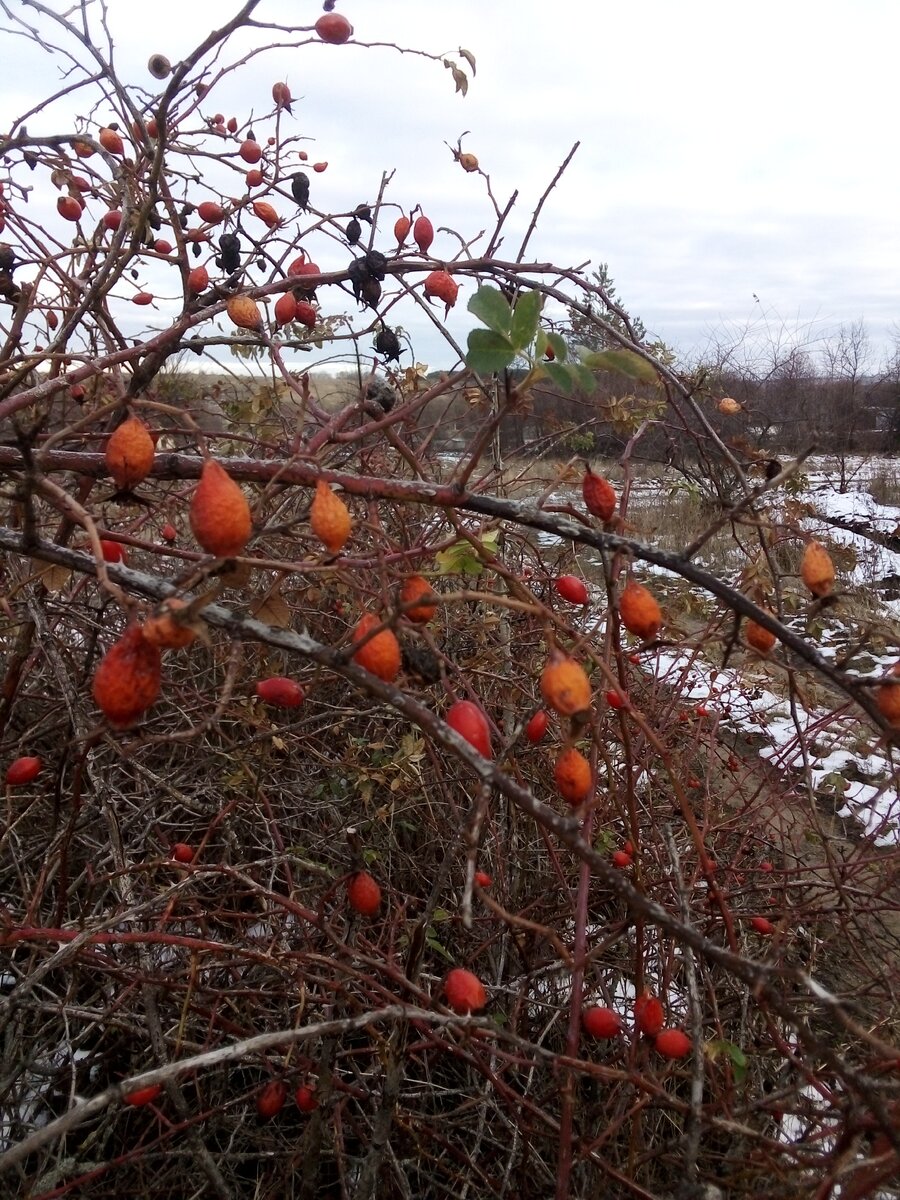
[5,756,42,786]
[444,967,486,1014]
[583,1006,621,1038]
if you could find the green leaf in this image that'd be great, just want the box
[708,1039,748,1084]
[510,289,542,351]
[467,286,513,337]
[465,327,515,375]
[434,530,499,577]
[594,828,616,854]
[546,331,568,363]
[579,348,659,384]
[426,936,454,963]
[435,539,483,577]
[542,361,575,394]
[570,363,598,393]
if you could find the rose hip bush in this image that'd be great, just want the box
[0,4,898,1198]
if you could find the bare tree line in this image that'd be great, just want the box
[405,317,900,481]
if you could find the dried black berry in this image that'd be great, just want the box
[191,241,202,258]
[374,326,402,362]
[402,644,441,683]
[346,217,361,246]
[347,256,369,303]
[353,204,372,224]
[348,253,384,307]
[366,377,397,411]
[219,233,241,273]
[361,277,381,308]
[291,172,310,211]
[0,272,21,302]
[364,250,387,280]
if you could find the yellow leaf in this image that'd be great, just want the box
[40,564,71,593]
[252,595,291,628]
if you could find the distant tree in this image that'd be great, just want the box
[818,320,872,489]
[563,263,648,351]
[884,326,900,449]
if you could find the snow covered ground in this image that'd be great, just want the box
[540,455,900,845]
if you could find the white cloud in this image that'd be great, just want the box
[5,0,899,368]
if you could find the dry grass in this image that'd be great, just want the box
[2,431,899,1199]
[867,458,900,507]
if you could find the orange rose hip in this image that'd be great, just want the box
[226,293,262,330]
[141,599,197,650]
[554,746,592,805]
[105,415,155,489]
[352,614,401,682]
[399,575,437,623]
[745,615,777,655]
[801,540,835,598]
[875,663,900,725]
[92,624,162,728]
[310,479,351,554]
[582,465,616,522]
[189,460,252,557]
[540,653,591,717]
[618,580,661,640]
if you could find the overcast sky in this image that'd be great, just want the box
[6,0,900,372]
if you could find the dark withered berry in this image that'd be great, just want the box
[403,644,441,683]
[374,326,402,362]
[361,277,381,308]
[219,233,241,273]
[364,250,387,281]
[347,256,368,303]
[291,172,310,210]
[366,377,398,411]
